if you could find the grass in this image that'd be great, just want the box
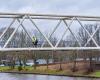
[0,66,100,78]
[0,66,73,75]
[0,66,10,71]
[90,71,100,77]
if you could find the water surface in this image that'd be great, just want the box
[0,73,99,80]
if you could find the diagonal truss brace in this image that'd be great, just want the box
[55,18,81,47]
[27,15,54,48]
[63,19,81,47]
[17,19,33,42]
[41,20,62,47]
[84,25,100,46]
[55,18,74,47]
[75,17,99,47]
[0,19,16,40]
[3,18,34,48]
[3,15,26,48]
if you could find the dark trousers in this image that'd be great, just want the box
[32,41,38,47]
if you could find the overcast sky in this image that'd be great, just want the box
[0,0,99,16]
[0,0,99,37]
[0,0,100,45]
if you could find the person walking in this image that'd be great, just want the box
[32,36,38,47]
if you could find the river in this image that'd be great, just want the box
[0,73,99,80]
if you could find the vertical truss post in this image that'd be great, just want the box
[27,15,54,48]
[3,15,26,48]
[0,19,16,40]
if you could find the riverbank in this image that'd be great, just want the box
[2,70,100,78]
[0,66,100,78]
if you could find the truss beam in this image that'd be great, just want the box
[0,47,100,52]
[0,13,100,51]
[0,12,100,21]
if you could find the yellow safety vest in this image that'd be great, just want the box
[32,37,37,43]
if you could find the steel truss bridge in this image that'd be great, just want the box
[0,12,100,52]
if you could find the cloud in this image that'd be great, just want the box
[0,0,99,16]
[0,0,100,40]
[17,6,34,13]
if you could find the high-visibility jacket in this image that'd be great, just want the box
[32,36,37,43]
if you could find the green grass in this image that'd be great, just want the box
[0,66,70,75]
[1,66,100,78]
[90,71,100,77]
[0,66,10,71]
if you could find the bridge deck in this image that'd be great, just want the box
[0,47,100,52]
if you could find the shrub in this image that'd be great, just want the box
[18,66,22,71]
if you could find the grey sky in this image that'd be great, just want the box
[0,0,99,16]
[0,0,99,45]
[0,0,100,39]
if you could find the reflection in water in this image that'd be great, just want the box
[0,73,99,80]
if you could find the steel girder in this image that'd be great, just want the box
[0,13,100,51]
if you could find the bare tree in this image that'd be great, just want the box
[78,24,100,46]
